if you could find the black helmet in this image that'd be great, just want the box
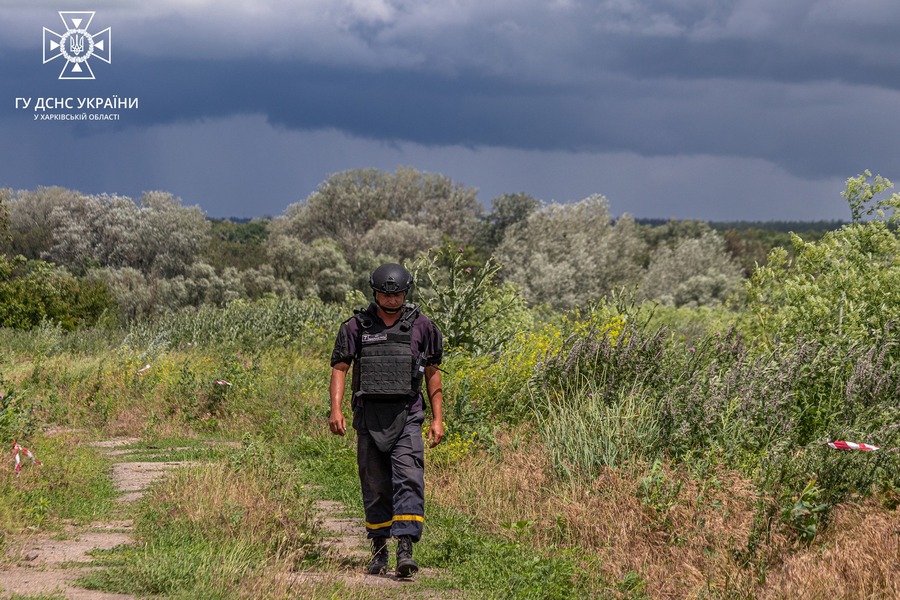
[370,263,413,294]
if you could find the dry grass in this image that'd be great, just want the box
[232,560,386,600]
[548,466,775,599]
[142,462,313,551]
[433,433,899,599]
[761,499,900,599]
[430,432,798,598]
[103,402,191,439]
[430,430,552,527]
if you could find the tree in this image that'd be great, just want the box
[482,193,540,251]
[267,237,353,303]
[239,265,293,300]
[0,187,9,246]
[38,190,209,277]
[746,171,900,346]
[639,231,743,307]
[203,218,270,271]
[358,219,440,263]
[496,195,647,309]
[4,186,84,259]
[273,167,483,263]
[46,193,138,274]
[0,255,115,330]
[137,191,210,277]
[90,267,154,322]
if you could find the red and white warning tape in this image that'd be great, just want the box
[13,442,42,476]
[214,380,232,386]
[827,440,879,452]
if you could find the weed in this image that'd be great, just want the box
[637,460,684,534]
[617,570,648,595]
[782,478,828,546]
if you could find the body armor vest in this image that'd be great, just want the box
[353,305,423,404]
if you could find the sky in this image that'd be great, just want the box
[2,0,899,221]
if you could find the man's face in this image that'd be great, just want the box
[375,290,406,311]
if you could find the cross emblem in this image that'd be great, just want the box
[43,11,111,80]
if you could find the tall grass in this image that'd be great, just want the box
[529,321,900,528]
[533,386,661,477]
[124,296,345,353]
[0,432,118,534]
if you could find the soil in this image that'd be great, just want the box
[307,498,418,590]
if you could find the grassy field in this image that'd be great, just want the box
[0,297,897,599]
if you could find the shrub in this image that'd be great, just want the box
[0,255,115,330]
[527,318,900,526]
[411,247,533,354]
[746,171,900,347]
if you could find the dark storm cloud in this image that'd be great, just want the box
[3,1,900,220]
[5,33,898,184]
[602,35,900,89]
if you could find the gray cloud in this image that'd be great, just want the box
[2,0,899,220]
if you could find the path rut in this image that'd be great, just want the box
[0,438,189,599]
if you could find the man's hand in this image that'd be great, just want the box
[329,409,347,436]
[427,420,444,448]
[329,363,350,436]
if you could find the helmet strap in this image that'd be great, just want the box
[373,291,406,314]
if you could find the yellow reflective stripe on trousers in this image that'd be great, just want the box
[365,514,424,529]
[393,514,424,523]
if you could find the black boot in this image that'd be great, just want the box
[366,537,389,575]
[395,535,419,578]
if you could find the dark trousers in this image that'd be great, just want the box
[356,409,425,541]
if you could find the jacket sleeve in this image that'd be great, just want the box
[426,320,444,366]
[330,319,358,367]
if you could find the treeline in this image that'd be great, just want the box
[0,168,844,329]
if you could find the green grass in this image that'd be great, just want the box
[417,503,597,599]
[108,437,235,463]
[75,440,325,599]
[78,540,273,598]
[0,434,119,533]
[288,428,605,599]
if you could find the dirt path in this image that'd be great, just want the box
[0,438,189,600]
[0,440,449,598]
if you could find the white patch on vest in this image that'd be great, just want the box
[362,332,388,343]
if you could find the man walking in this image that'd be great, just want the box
[329,263,444,577]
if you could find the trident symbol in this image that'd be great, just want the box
[69,34,84,56]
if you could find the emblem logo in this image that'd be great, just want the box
[43,11,111,80]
